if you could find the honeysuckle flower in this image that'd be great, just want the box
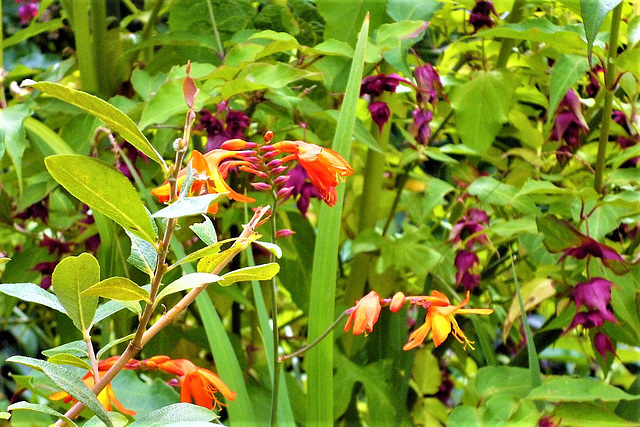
[143,357,236,411]
[32,261,57,289]
[449,208,490,247]
[454,250,481,292]
[39,235,73,255]
[565,310,608,330]
[390,292,405,312]
[18,1,38,24]
[268,140,354,207]
[368,101,391,132]
[152,149,255,214]
[409,108,433,145]
[558,236,626,274]
[586,65,604,97]
[50,356,138,415]
[414,63,442,106]
[571,277,617,323]
[435,368,455,406]
[344,291,383,336]
[284,164,322,216]
[115,141,149,180]
[14,196,48,223]
[594,332,616,361]
[360,74,408,98]
[469,0,497,33]
[198,108,252,150]
[403,291,493,350]
[550,89,589,149]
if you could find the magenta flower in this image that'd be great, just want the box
[594,332,616,361]
[198,107,251,150]
[18,2,38,24]
[469,1,497,33]
[360,74,407,98]
[285,164,322,217]
[39,236,73,255]
[368,101,391,132]
[414,64,442,106]
[570,278,617,324]
[454,250,481,292]
[409,109,433,145]
[550,89,589,149]
[566,310,608,330]
[14,196,49,223]
[558,236,626,275]
[32,261,57,289]
[449,209,490,247]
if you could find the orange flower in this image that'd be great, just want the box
[344,291,382,336]
[145,357,236,411]
[152,149,255,214]
[49,356,136,415]
[403,291,493,351]
[270,140,353,207]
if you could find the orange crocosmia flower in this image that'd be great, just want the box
[344,291,382,336]
[151,149,256,214]
[271,140,354,207]
[49,356,137,415]
[403,291,493,351]
[152,358,236,411]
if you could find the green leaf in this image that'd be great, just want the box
[83,277,151,303]
[47,353,93,370]
[581,0,622,62]
[317,0,385,46]
[24,117,74,156]
[42,340,89,359]
[2,18,65,48]
[217,263,280,287]
[548,55,590,119]
[139,78,206,130]
[83,412,129,427]
[0,412,9,420]
[528,377,640,402]
[467,177,538,214]
[536,214,587,253]
[476,366,533,399]
[452,72,516,153]
[194,238,256,274]
[152,194,226,219]
[0,283,65,313]
[189,216,218,245]
[94,300,128,323]
[307,14,368,426]
[242,62,316,89]
[45,155,158,244]
[386,0,441,22]
[252,241,282,259]
[52,253,100,332]
[7,356,113,427]
[129,403,217,427]
[126,230,158,277]
[96,333,135,360]
[7,402,77,427]
[156,273,222,301]
[25,81,165,166]
[553,402,633,426]
[1,103,32,194]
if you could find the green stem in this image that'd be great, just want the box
[90,0,107,97]
[139,0,165,62]
[205,0,225,59]
[71,0,98,93]
[495,0,526,69]
[280,311,349,361]
[269,194,281,426]
[593,3,623,194]
[0,5,6,108]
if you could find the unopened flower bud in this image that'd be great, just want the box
[276,186,294,199]
[270,166,288,176]
[264,131,274,142]
[260,144,275,152]
[262,150,278,160]
[273,175,290,186]
[390,292,405,312]
[240,166,269,179]
[167,379,180,387]
[267,159,284,169]
[251,182,272,191]
[276,229,296,238]
[222,139,256,150]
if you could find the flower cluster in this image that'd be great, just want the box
[197,103,251,151]
[469,0,498,33]
[49,356,235,415]
[344,290,492,350]
[409,64,443,145]
[612,110,640,168]
[360,73,409,131]
[550,89,589,163]
[449,208,490,292]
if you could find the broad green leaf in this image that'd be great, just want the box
[0,283,65,313]
[126,230,158,277]
[317,0,385,46]
[139,79,205,130]
[307,15,368,425]
[528,377,640,402]
[152,194,226,218]
[7,356,113,427]
[83,277,151,303]
[47,353,92,370]
[42,340,88,358]
[25,81,164,165]
[129,403,217,427]
[96,333,135,360]
[242,62,316,89]
[503,278,556,341]
[467,177,538,214]
[581,0,622,61]
[386,0,441,22]
[616,48,640,80]
[536,214,587,253]
[45,155,157,244]
[548,55,590,119]
[252,241,282,259]
[24,117,74,156]
[452,72,515,153]
[172,241,227,273]
[476,366,533,399]
[553,402,632,426]
[412,349,442,395]
[217,263,280,287]
[1,103,32,194]
[156,273,222,301]
[94,300,128,323]
[7,402,77,427]
[0,412,9,420]
[52,253,100,332]
[189,215,218,245]
[84,413,129,427]
[195,237,256,274]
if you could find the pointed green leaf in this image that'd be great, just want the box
[528,377,640,402]
[1,103,32,194]
[452,71,516,153]
[218,263,280,287]
[47,353,93,370]
[126,230,157,277]
[548,55,590,120]
[196,239,255,274]
[7,402,77,427]
[94,300,128,323]
[52,253,100,332]
[96,333,135,360]
[581,0,622,61]
[7,356,113,427]
[129,403,217,427]
[83,413,129,427]
[536,215,587,253]
[252,241,282,259]
[189,215,218,245]
[45,155,157,244]
[0,283,66,313]
[42,340,89,359]
[83,277,151,303]
[156,273,222,301]
[25,81,165,166]
[152,193,226,219]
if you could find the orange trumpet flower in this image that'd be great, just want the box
[403,291,493,350]
[344,291,382,336]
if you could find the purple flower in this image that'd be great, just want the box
[566,310,607,330]
[449,209,490,247]
[14,196,49,223]
[409,109,433,145]
[84,234,101,254]
[32,261,57,289]
[550,89,589,149]
[18,2,38,24]
[469,1,497,33]
[454,250,481,292]
[414,64,442,106]
[571,277,617,324]
[435,369,454,406]
[594,332,616,361]
[198,107,251,151]
[360,74,408,98]
[559,237,624,264]
[39,236,73,255]
[285,164,322,216]
[368,101,391,132]
[225,110,251,138]
[586,65,604,98]
[116,141,149,180]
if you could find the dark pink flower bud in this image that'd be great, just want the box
[167,379,180,387]
[414,64,442,105]
[260,144,275,151]
[250,182,272,191]
[275,229,296,238]
[267,159,284,169]
[273,175,290,186]
[18,2,38,24]
[276,186,295,199]
[594,332,616,361]
[469,1,498,33]
[270,166,288,176]
[368,101,390,132]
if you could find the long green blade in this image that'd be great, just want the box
[306,14,369,425]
